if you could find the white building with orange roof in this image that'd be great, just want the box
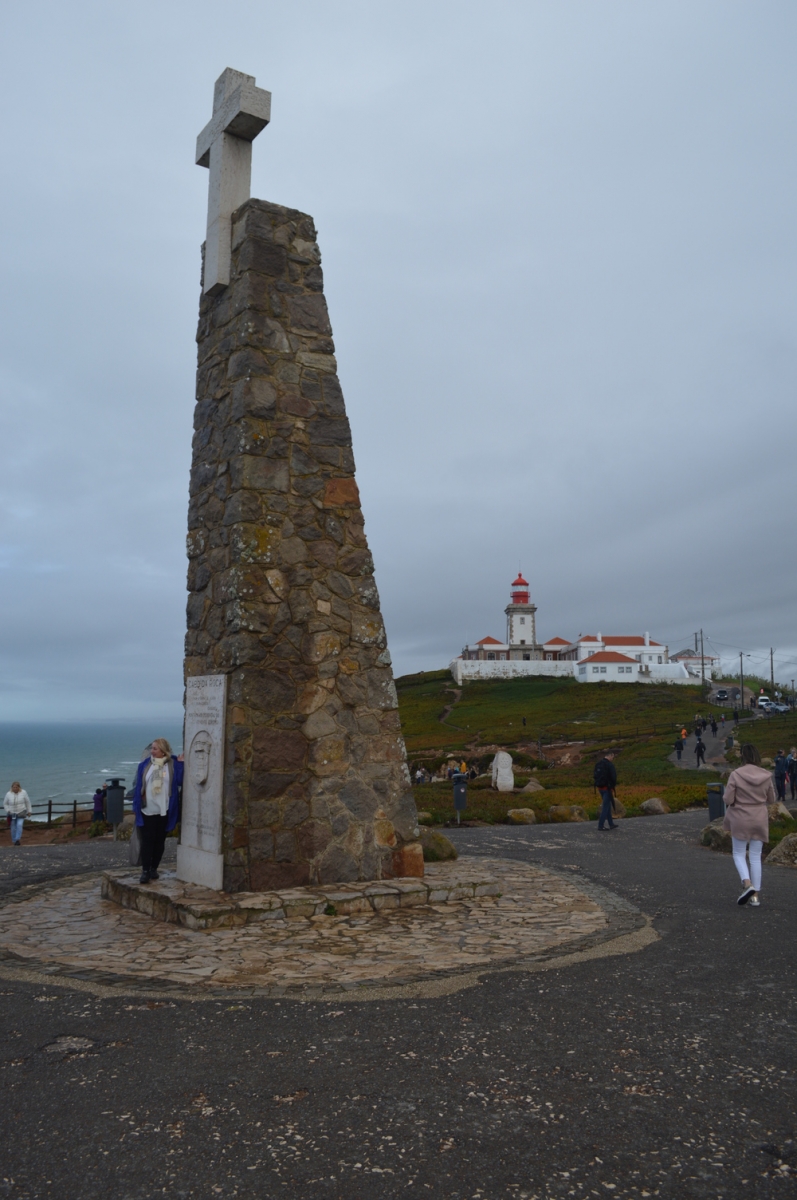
[450,575,691,685]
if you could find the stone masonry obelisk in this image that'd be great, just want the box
[179,68,422,893]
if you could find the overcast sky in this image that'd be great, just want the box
[1,0,795,720]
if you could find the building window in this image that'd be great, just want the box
[579,667,586,675]
[657,656,662,664]
[520,639,526,645]
[487,653,495,660]
[523,653,530,661]
[592,667,599,674]
[546,653,552,660]
[499,654,506,661]
[520,617,525,624]
[600,667,607,674]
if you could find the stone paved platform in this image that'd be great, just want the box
[100,861,501,929]
[0,857,645,998]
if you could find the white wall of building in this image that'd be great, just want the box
[449,659,574,685]
[451,658,693,686]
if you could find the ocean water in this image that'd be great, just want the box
[0,722,184,821]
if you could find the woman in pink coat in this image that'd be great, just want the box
[723,744,774,907]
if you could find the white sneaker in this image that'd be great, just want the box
[737,885,755,906]
[749,894,761,907]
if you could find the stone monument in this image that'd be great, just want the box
[491,751,515,792]
[180,68,422,893]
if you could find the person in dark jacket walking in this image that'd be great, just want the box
[132,738,184,884]
[674,736,684,762]
[733,708,739,725]
[710,717,718,737]
[787,747,797,802]
[774,750,788,804]
[594,752,618,831]
[695,738,706,767]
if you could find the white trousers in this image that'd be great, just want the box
[732,837,762,892]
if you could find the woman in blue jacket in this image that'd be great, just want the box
[132,738,183,884]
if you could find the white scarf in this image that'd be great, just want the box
[148,755,169,795]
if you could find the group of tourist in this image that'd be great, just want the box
[594,738,782,908]
[2,738,183,874]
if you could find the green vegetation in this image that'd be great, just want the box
[729,713,797,760]
[410,780,710,826]
[397,672,726,753]
[397,672,725,802]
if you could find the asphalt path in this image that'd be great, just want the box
[0,813,795,1199]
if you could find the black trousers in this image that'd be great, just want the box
[140,814,168,872]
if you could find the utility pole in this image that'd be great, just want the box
[700,628,706,696]
[740,652,745,712]
[694,632,699,654]
[792,679,795,710]
[770,647,775,694]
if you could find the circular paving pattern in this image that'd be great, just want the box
[0,857,648,998]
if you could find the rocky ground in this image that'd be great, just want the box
[0,812,794,1199]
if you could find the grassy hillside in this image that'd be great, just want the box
[396,671,728,792]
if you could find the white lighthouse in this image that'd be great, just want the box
[505,573,538,651]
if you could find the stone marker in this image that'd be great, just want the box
[177,675,227,889]
[491,751,514,792]
[183,70,421,892]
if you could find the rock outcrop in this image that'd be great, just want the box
[506,808,537,825]
[700,818,732,852]
[639,797,670,816]
[765,833,797,866]
[548,805,587,823]
[419,829,458,862]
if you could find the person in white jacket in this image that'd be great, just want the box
[4,782,32,845]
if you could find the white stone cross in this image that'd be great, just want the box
[196,68,271,295]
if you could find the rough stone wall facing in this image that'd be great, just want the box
[185,199,422,892]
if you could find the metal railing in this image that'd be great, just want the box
[27,800,134,829]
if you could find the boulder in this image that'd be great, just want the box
[701,818,732,852]
[761,757,774,768]
[416,811,434,826]
[766,833,797,867]
[639,797,671,816]
[506,808,537,825]
[767,801,792,822]
[419,829,458,863]
[548,805,588,823]
[521,777,545,793]
[491,751,515,792]
[612,799,627,819]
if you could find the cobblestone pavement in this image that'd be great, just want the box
[0,813,794,1200]
[0,858,643,997]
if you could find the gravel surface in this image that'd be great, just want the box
[0,812,794,1199]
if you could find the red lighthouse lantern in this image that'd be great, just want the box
[510,573,529,605]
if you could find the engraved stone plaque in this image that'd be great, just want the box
[177,674,227,890]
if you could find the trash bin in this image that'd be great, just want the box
[725,736,734,751]
[707,782,725,822]
[452,775,467,825]
[105,777,126,827]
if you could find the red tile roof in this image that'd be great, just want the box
[544,637,570,645]
[603,636,662,647]
[476,636,503,645]
[579,651,638,665]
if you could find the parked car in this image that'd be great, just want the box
[772,703,790,714]
[757,695,772,709]
[715,689,728,701]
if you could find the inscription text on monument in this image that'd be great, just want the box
[177,674,227,890]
